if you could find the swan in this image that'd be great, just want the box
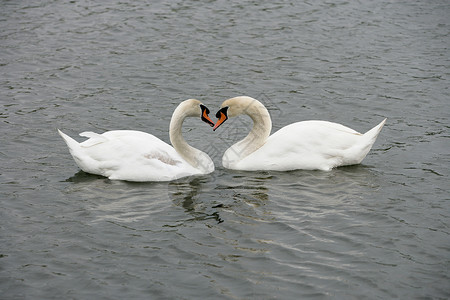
[58,99,215,182]
[213,96,386,171]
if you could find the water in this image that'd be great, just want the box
[1,0,449,299]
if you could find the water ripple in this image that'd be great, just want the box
[1,0,450,299]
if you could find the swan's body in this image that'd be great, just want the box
[59,99,215,181]
[214,96,386,171]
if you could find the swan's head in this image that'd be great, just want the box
[213,96,264,131]
[177,99,214,127]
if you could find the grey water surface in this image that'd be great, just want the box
[1,0,449,299]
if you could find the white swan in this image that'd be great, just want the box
[213,96,386,171]
[58,99,215,182]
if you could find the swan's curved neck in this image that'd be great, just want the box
[169,105,210,172]
[169,111,196,166]
[237,99,272,158]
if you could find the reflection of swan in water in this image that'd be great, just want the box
[208,171,272,224]
[212,165,381,217]
[255,165,382,207]
[65,170,105,182]
[63,174,173,224]
[168,177,224,224]
[215,172,270,206]
[167,173,271,225]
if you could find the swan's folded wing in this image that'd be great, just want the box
[79,131,108,147]
[143,150,182,166]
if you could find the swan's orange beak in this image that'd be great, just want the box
[213,107,229,131]
[200,104,215,127]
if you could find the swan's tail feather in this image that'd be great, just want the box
[58,129,80,150]
[58,129,93,173]
[363,118,386,144]
[348,119,386,165]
